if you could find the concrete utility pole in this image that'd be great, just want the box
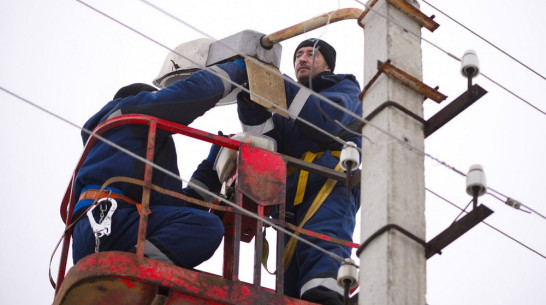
[359,0,426,304]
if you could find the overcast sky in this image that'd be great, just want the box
[1,0,545,304]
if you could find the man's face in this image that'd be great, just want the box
[294,46,331,83]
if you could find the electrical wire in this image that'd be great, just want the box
[7,0,542,270]
[76,0,359,153]
[487,190,546,221]
[2,2,543,304]
[421,0,546,82]
[348,0,546,217]
[352,0,546,117]
[69,0,546,251]
[426,187,546,260]
[136,0,474,176]
[0,83,349,266]
[75,0,545,275]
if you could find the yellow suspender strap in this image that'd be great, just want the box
[293,152,319,206]
[293,150,341,206]
[283,162,343,271]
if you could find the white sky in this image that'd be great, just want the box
[1,0,545,304]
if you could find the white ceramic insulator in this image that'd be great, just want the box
[337,258,358,290]
[466,164,487,196]
[461,49,480,78]
[340,141,359,171]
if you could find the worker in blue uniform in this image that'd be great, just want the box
[237,38,362,305]
[71,39,247,269]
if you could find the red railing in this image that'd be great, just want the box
[55,114,244,293]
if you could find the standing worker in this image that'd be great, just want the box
[71,38,247,269]
[237,38,362,305]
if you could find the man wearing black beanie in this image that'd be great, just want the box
[293,38,336,85]
[238,38,362,305]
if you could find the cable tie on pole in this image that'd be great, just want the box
[356,224,425,257]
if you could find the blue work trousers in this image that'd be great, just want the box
[72,203,224,269]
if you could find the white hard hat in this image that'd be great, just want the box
[153,38,214,88]
[152,37,241,106]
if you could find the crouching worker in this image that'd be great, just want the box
[71,38,246,269]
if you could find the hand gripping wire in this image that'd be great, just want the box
[86,196,117,253]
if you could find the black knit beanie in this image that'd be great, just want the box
[113,83,157,100]
[293,38,336,72]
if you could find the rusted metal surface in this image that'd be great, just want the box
[359,63,384,101]
[53,252,317,305]
[238,145,286,206]
[237,145,286,287]
[378,60,447,103]
[136,120,156,263]
[284,155,360,189]
[60,115,242,223]
[261,8,364,48]
[357,0,379,27]
[54,114,349,304]
[55,115,242,294]
[222,201,242,282]
[386,0,439,32]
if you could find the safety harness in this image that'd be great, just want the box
[282,150,344,271]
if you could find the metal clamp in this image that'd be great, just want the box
[87,197,118,238]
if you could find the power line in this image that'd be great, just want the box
[0,84,350,265]
[10,0,540,268]
[426,187,546,260]
[487,190,546,221]
[421,0,546,82]
[76,0,357,153]
[137,0,473,177]
[352,0,546,117]
[480,73,546,116]
[70,0,546,241]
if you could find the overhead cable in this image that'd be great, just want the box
[426,187,546,260]
[78,0,544,232]
[352,0,546,117]
[421,0,546,82]
[0,84,350,266]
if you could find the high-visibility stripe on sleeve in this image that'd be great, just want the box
[189,177,214,203]
[241,118,275,135]
[209,66,232,97]
[144,240,175,265]
[300,277,344,297]
[106,109,122,120]
[288,87,311,119]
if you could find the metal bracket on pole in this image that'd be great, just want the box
[360,60,447,103]
[426,204,494,259]
[386,0,439,32]
[425,84,488,138]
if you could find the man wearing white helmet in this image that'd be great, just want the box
[71,38,247,269]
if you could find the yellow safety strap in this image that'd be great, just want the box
[262,150,342,273]
[293,151,341,206]
[293,152,319,206]
[283,162,343,271]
